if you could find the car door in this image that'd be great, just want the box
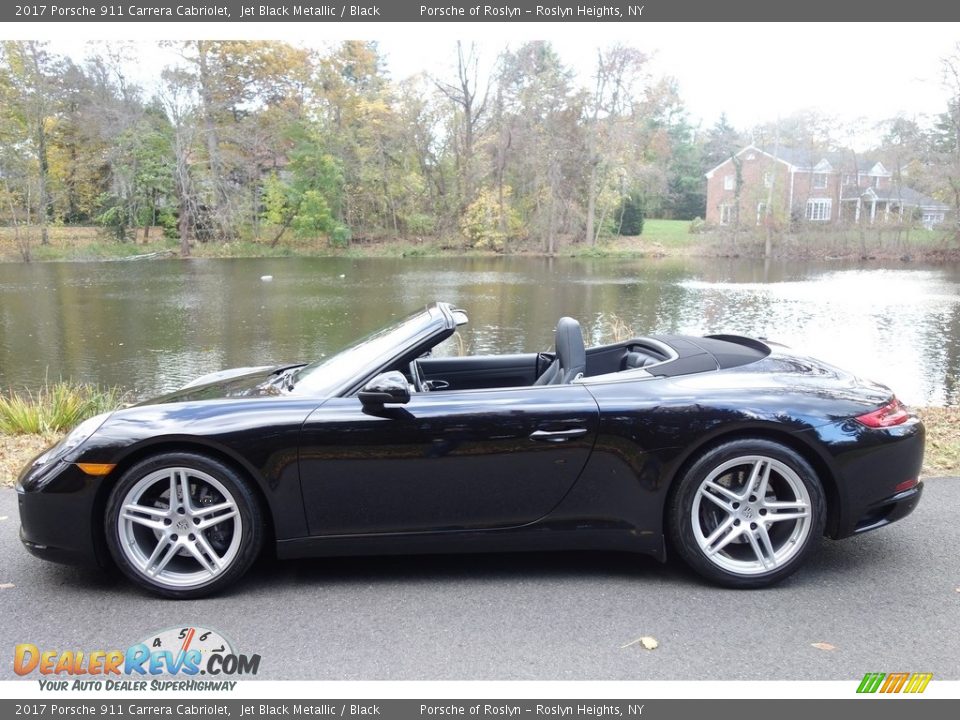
[298,384,600,535]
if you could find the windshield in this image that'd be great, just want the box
[290,306,444,397]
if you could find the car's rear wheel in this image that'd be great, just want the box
[105,452,263,599]
[668,439,826,588]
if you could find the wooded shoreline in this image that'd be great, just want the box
[2,220,958,263]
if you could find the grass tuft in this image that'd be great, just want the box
[0,382,127,435]
[916,407,960,477]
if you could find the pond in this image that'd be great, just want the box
[0,256,958,406]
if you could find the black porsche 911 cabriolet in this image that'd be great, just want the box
[18,302,924,598]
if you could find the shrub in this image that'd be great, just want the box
[459,186,522,251]
[614,193,645,235]
[0,382,127,435]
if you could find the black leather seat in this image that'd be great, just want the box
[624,350,659,369]
[534,317,586,385]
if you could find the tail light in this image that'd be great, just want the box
[855,398,910,428]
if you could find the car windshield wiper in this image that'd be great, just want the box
[260,366,300,393]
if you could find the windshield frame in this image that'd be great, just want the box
[290,302,460,398]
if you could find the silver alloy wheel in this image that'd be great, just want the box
[691,455,812,576]
[116,467,243,589]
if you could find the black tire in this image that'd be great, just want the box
[667,439,826,588]
[105,452,263,599]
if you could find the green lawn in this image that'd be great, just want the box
[639,219,693,248]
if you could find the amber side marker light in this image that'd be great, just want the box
[75,463,116,476]
[855,398,910,428]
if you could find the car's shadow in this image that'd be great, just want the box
[245,548,684,590]
[235,529,901,596]
[31,531,902,600]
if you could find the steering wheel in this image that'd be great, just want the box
[408,359,427,392]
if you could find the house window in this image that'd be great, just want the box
[723,175,734,191]
[756,202,767,225]
[813,173,828,189]
[763,172,773,188]
[922,212,944,228]
[843,174,857,186]
[872,176,881,188]
[719,204,736,225]
[806,199,832,221]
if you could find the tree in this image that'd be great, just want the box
[635,77,703,220]
[614,192,644,235]
[98,103,174,242]
[931,44,960,237]
[583,45,648,245]
[496,41,582,253]
[164,40,313,240]
[701,113,744,174]
[260,122,347,246]
[159,68,200,256]
[1,41,63,245]
[434,42,491,212]
[0,48,35,260]
[315,41,407,239]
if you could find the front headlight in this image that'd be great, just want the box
[34,412,112,466]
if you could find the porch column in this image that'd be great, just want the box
[870,198,877,224]
[855,198,861,223]
[884,203,890,222]
[899,205,904,223]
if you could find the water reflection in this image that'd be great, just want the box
[0,257,958,406]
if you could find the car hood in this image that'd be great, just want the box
[140,364,305,405]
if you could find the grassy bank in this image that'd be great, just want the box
[0,382,126,488]
[916,407,960,477]
[3,220,957,263]
[0,382,126,435]
[2,405,956,489]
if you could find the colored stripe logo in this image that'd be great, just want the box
[857,672,933,694]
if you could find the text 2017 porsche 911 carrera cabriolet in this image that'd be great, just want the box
[17,302,924,598]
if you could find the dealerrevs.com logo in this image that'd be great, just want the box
[14,626,260,691]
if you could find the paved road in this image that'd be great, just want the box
[1,480,958,681]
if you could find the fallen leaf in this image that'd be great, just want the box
[621,635,659,650]
[0,583,14,590]
[811,642,836,651]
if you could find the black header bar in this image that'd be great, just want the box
[5,0,960,23]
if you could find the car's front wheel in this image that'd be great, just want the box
[668,439,826,588]
[105,452,263,599]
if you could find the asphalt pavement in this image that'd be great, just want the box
[1,479,958,681]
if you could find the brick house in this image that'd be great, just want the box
[704,144,949,228]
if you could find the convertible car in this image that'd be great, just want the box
[18,302,924,598]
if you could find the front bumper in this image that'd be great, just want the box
[17,459,106,568]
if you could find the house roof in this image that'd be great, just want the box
[759,146,886,173]
[704,143,891,179]
[703,145,788,178]
[845,185,948,209]
[705,144,948,210]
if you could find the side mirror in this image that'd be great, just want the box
[359,371,411,407]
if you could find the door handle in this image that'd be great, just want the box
[529,428,589,442]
